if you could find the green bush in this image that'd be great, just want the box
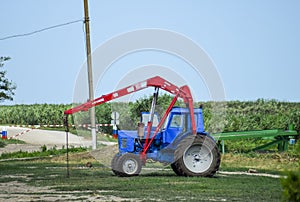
[281,142,300,201]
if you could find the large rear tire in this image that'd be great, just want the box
[111,153,121,176]
[115,153,142,177]
[171,162,184,176]
[172,134,220,177]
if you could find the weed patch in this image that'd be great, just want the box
[0,145,86,159]
[0,139,26,148]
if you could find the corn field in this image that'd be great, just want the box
[0,98,299,133]
[203,99,300,133]
[0,104,72,125]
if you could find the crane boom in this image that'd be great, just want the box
[64,76,196,134]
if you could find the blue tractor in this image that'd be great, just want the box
[113,106,220,177]
[64,76,220,177]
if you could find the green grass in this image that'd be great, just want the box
[221,152,299,174]
[1,142,298,201]
[55,170,281,201]
[0,152,292,202]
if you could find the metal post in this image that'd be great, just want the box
[66,130,70,177]
[83,0,97,150]
[221,140,225,154]
[64,114,70,177]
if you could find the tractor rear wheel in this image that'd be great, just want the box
[116,153,142,177]
[111,153,121,176]
[172,134,220,177]
[171,162,184,176]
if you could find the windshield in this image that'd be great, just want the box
[141,113,159,127]
[164,113,198,130]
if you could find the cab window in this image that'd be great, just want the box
[170,114,184,128]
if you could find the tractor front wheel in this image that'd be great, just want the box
[172,134,220,177]
[115,153,142,177]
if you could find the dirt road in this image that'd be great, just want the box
[0,126,92,155]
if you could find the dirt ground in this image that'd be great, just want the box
[0,179,135,202]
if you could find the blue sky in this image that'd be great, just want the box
[1,0,300,104]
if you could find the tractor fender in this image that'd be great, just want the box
[196,132,217,142]
[169,132,216,150]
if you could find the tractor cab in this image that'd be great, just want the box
[117,106,206,154]
[138,106,205,141]
[160,107,205,145]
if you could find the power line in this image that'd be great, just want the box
[0,19,84,41]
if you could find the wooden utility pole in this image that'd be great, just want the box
[83,0,97,150]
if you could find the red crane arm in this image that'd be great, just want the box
[64,76,194,116]
[63,75,197,160]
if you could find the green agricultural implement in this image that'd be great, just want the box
[212,127,298,153]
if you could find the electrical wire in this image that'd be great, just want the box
[0,19,84,41]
